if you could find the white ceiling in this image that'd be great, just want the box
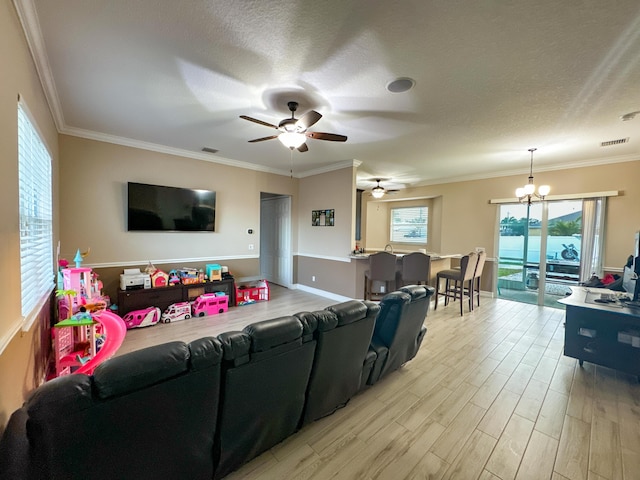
[17,0,640,190]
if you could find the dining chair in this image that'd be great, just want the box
[434,252,478,316]
[364,252,397,301]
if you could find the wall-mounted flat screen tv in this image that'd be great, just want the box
[127,182,216,232]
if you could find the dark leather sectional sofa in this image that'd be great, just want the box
[0,285,434,480]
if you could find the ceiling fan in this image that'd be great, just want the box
[240,101,347,152]
[369,179,399,198]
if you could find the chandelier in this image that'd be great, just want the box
[515,148,550,205]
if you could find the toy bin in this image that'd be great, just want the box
[235,280,270,305]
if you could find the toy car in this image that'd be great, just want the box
[122,307,161,329]
[192,293,228,317]
[161,302,192,323]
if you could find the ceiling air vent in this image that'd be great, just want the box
[202,147,219,154]
[600,138,629,147]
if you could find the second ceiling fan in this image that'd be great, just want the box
[240,101,347,152]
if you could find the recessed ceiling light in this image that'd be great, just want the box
[386,77,415,93]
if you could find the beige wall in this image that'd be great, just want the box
[297,166,356,257]
[294,166,357,295]
[362,161,640,270]
[0,1,59,432]
[59,135,298,267]
[365,197,439,253]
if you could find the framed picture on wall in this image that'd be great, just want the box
[312,209,334,226]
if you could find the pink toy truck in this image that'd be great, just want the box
[192,293,229,317]
[161,302,192,323]
[122,307,161,329]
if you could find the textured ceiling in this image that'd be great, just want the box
[17,0,640,190]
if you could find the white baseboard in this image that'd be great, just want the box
[294,284,353,303]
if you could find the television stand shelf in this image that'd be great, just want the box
[118,277,235,316]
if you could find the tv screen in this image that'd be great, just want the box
[127,182,216,232]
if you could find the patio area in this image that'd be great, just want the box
[497,269,576,308]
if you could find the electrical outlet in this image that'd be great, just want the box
[312,276,316,282]
[248,244,254,250]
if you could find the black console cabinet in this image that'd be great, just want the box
[118,278,236,316]
[561,288,640,378]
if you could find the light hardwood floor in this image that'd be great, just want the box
[118,286,640,480]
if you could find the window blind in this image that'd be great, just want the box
[18,101,54,321]
[390,206,428,243]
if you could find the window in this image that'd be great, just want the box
[18,100,54,324]
[390,206,428,243]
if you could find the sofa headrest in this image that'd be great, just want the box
[325,300,380,326]
[218,331,251,366]
[26,375,93,419]
[93,341,192,400]
[379,291,411,308]
[188,336,224,371]
[399,285,435,301]
[307,310,338,332]
[244,316,303,352]
[294,311,320,340]
[364,301,381,318]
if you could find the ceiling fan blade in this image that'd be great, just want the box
[240,115,279,130]
[297,142,309,152]
[296,110,322,130]
[248,135,278,143]
[307,132,347,142]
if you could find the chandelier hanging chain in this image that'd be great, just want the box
[515,147,550,205]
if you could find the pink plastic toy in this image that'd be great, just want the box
[75,310,127,375]
[161,302,192,323]
[192,293,229,317]
[122,307,161,329]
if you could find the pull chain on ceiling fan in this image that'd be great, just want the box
[240,101,347,152]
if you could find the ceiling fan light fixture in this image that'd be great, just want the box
[371,179,386,198]
[278,132,306,149]
[371,186,385,198]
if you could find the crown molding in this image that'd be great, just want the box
[61,125,292,175]
[13,0,65,131]
[413,153,640,188]
[296,159,362,178]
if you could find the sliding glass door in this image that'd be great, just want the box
[542,200,583,306]
[497,200,589,307]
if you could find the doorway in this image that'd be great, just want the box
[497,200,583,307]
[260,194,292,287]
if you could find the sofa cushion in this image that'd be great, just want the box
[93,341,190,399]
[244,316,303,352]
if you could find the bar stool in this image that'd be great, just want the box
[434,252,478,316]
[471,251,487,307]
[456,250,487,308]
[396,252,431,288]
[364,252,397,301]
